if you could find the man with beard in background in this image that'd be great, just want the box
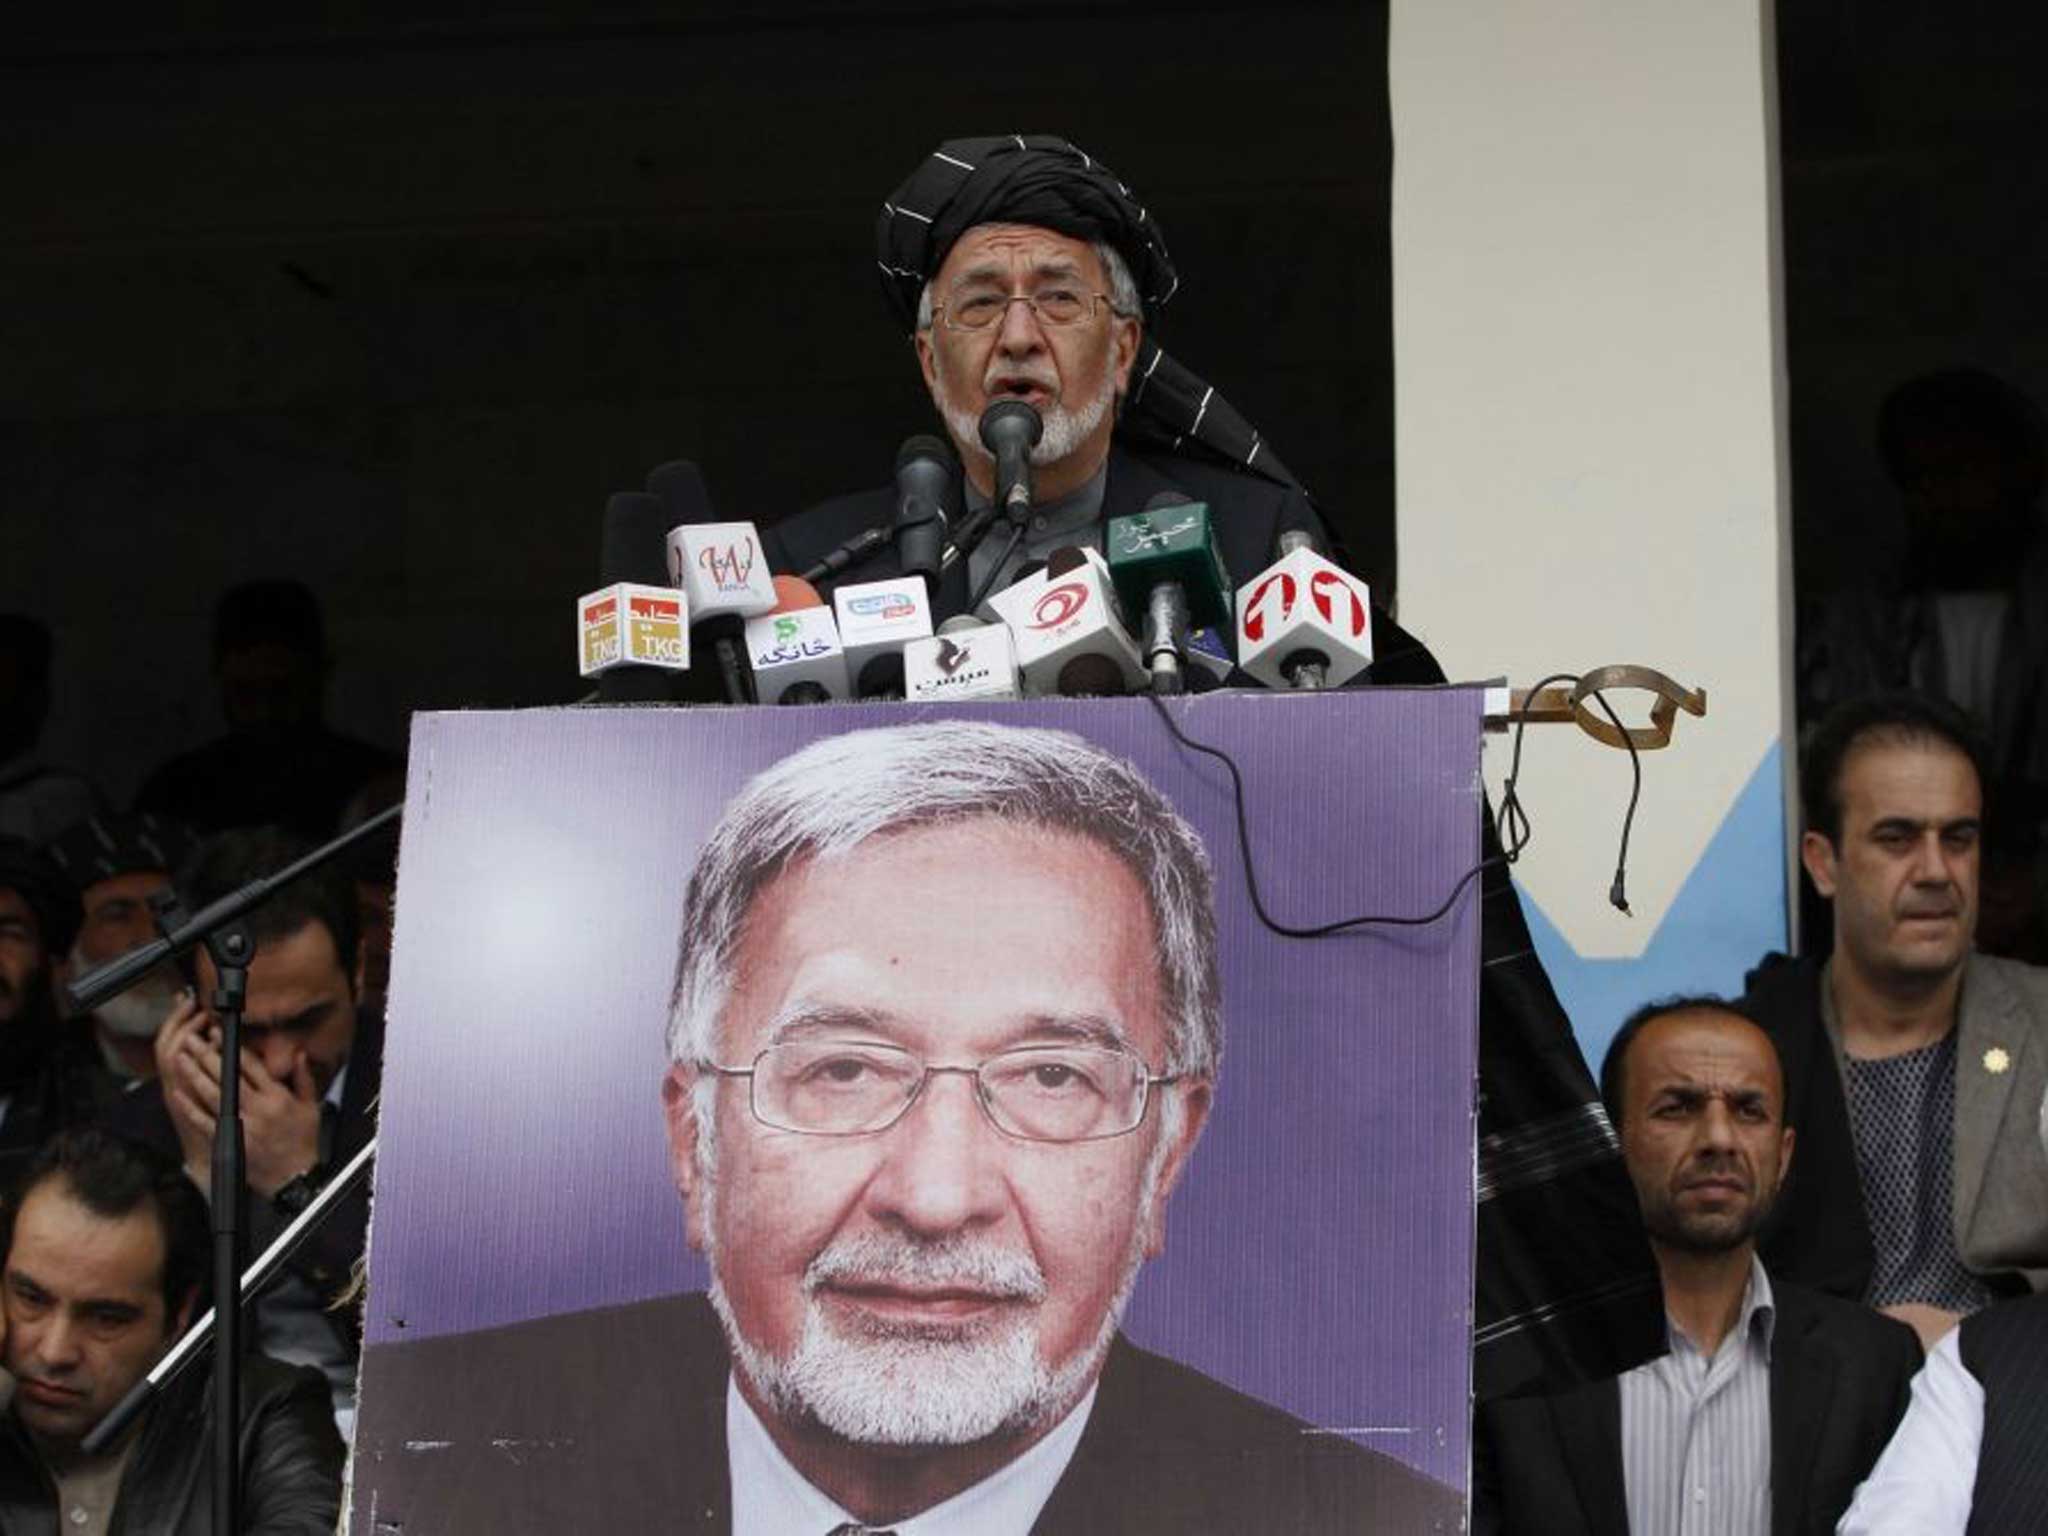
[356,721,1462,1534]
[47,813,199,1089]
[1476,999,1920,1535]
[0,839,100,1184]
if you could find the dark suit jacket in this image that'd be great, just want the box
[352,1292,1463,1534]
[105,1007,382,1326]
[761,443,1439,685]
[1471,1279,1919,1536]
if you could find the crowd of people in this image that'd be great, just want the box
[0,132,2043,1533]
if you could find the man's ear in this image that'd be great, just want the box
[170,1285,199,1339]
[1778,1123,1796,1186]
[1800,831,1839,899]
[662,1063,710,1254]
[914,328,938,397]
[1140,1078,1212,1262]
[1111,319,1141,397]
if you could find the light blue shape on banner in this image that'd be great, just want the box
[1519,741,1788,1078]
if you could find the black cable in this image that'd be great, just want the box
[1142,672,1645,937]
[965,522,1028,615]
[1584,689,1643,914]
[1143,692,1503,936]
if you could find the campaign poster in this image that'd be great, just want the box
[348,690,1482,1533]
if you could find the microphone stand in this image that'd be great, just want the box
[65,804,400,1536]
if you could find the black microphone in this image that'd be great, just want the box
[798,526,891,587]
[894,436,959,593]
[980,400,1043,528]
[593,492,682,704]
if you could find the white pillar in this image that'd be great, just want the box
[1390,1,1794,1068]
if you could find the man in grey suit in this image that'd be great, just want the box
[1744,692,2048,1350]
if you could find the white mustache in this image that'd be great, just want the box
[805,1233,1047,1302]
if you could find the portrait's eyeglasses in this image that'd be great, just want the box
[696,1039,1178,1143]
[933,288,1116,333]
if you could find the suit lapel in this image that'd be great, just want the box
[1767,1292,1829,1536]
[1953,955,2025,1242]
[1548,1379,1630,1536]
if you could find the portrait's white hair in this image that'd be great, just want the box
[667,721,1221,1084]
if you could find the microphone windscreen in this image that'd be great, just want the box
[600,493,672,589]
[937,613,988,635]
[1056,653,1126,698]
[1143,490,1195,512]
[644,460,716,527]
[857,652,906,699]
[1044,545,1090,578]
[770,574,824,613]
[897,434,958,473]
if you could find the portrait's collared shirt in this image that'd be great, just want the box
[726,1376,1096,1536]
[1619,1255,1776,1536]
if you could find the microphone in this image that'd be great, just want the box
[903,615,1021,702]
[942,401,1044,573]
[744,575,851,705]
[832,575,935,700]
[798,526,892,588]
[894,436,960,593]
[580,492,690,702]
[649,462,776,704]
[980,400,1042,527]
[1105,492,1233,695]
[1004,546,1146,698]
[1235,528,1375,690]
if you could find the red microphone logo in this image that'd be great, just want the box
[1241,573,1297,643]
[699,537,757,591]
[1030,583,1089,630]
[1310,570,1367,637]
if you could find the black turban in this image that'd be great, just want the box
[877,134,1302,494]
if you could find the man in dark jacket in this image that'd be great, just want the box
[0,1127,341,1533]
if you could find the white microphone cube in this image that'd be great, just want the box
[577,583,690,678]
[1234,547,1375,689]
[744,607,850,704]
[833,577,935,686]
[904,624,1021,702]
[1007,562,1147,697]
[668,523,777,621]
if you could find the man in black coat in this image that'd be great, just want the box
[0,1128,341,1535]
[1475,998,1919,1535]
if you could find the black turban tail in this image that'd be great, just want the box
[876,134,1304,495]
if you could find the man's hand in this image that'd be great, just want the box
[156,991,218,1194]
[1878,1301,1961,1352]
[239,1049,322,1200]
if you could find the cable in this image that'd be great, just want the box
[1143,692,1502,936]
[1143,672,1645,936]
[965,523,1028,615]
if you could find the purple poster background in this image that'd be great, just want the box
[358,690,1481,1490]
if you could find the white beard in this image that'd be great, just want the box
[701,1104,1173,1448]
[936,367,1118,475]
[73,947,180,1041]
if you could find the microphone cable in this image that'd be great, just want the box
[1143,673,1645,937]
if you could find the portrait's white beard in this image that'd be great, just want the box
[935,365,1118,475]
[700,1104,1174,1449]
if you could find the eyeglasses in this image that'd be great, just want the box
[697,1039,1178,1142]
[934,287,1116,333]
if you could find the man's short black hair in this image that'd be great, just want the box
[1800,691,1991,846]
[0,1128,210,1321]
[179,826,361,985]
[1600,995,1774,1130]
[211,579,327,665]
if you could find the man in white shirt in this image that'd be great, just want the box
[1838,1089,2048,1534]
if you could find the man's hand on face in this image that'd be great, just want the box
[156,990,217,1193]
[238,1047,321,1200]
[155,992,323,1200]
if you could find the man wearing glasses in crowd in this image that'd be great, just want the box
[362,721,1459,1534]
